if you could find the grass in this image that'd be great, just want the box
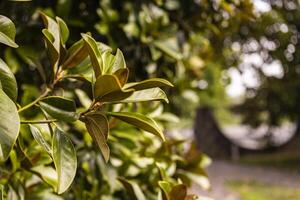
[228,180,300,200]
[239,153,300,172]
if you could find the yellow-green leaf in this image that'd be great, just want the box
[81,33,102,77]
[0,89,20,162]
[83,112,110,162]
[56,17,69,45]
[111,88,169,103]
[0,59,17,102]
[29,125,52,155]
[106,112,165,141]
[0,15,18,48]
[123,78,173,91]
[94,74,134,102]
[52,129,77,194]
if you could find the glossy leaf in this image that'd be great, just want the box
[56,17,69,45]
[81,33,102,77]
[62,39,88,69]
[113,88,169,103]
[83,112,110,162]
[0,58,17,102]
[0,89,20,162]
[29,125,52,155]
[118,177,146,200]
[124,78,173,91]
[42,29,59,71]
[40,12,60,51]
[52,129,77,194]
[39,96,78,122]
[106,112,165,141]
[94,74,134,102]
[0,15,18,48]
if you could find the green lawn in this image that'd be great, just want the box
[228,180,300,200]
[239,153,300,172]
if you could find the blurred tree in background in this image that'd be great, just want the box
[233,0,300,130]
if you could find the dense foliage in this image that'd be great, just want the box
[0,7,210,200]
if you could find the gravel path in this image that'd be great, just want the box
[189,160,300,200]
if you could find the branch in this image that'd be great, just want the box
[18,88,50,113]
[20,119,57,124]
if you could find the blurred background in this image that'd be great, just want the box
[1,0,300,199]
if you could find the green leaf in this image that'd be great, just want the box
[39,96,78,122]
[81,33,103,77]
[56,17,69,45]
[106,112,165,141]
[52,129,77,194]
[94,74,134,102]
[62,39,88,69]
[29,125,52,155]
[112,88,169,103]
[42,29,59,71]
[0,58,18,102]
[83,112,110,162]
[118,177,146,200]
[0,89,20,162]
[124,78,173,91]
[158,181,172,197]
[111,48,126,72]
[169,184,187,200]
[31,165,58,189]
[40,12,60,51]
[178,170,210,190]
[0,15,18,48]
[153,38,183,60]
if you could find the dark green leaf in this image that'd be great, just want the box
[106,112,165,141]
[0,15,18,48]
[118,177,146,200]
[94,74,134,102]
[39,96,78,122]
[81,33,102,77]
[42,29,59,71]
[0,58,17,102]
[52,129,77,194]
[62,39,88,69]
[124,78,173,91]
[0,89,20,162]
[83,112,110,162]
